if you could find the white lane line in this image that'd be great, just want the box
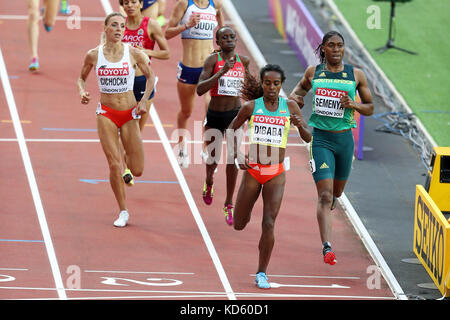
[85,270,195,275]
[252,274,360,280]
[149,106,236,300]
[0,286,396,300]
[226,0,402,300]
[100,0,236,301]
[0,49,67,300]
[0,138,307,147]
[0,268,29,271]
[0,15,105,22]
[99,0,114,15]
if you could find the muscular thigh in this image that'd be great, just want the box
[310,143,335,183]
[234,171,262,226]
[119,119,143,158]
[96,115,121,163]
[333,131,354,181]
[261,171,285,218]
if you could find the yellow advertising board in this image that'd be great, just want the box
[414,185,450,297]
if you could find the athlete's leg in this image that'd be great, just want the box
[26,0,39,62]
[119,119,145,178]
[225,163,238,205]
[97,116,127,211]
[204,126,221,186]
[176,81,196,145]
[157,0,166,17]
[257,171,285,274]
[142,1,159,19]
[42,0,59,29]
[233,171,262,230]
[315,178,334,243]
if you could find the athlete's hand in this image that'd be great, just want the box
[340,94,354,109]
[288,93,304,108]
[221,57,236,74]
[290,113,306,128]
[186,13,201,28]
[80,91,91,105]
[235,152,251,170]
[136,101,147,115]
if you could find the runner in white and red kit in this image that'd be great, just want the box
[77,13,155,227]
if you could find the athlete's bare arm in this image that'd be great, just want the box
[77,48,98,105]
[164,0,199,39]
[130,46,155,114]
[287,99,311,143]
[342,68,373,116]
[288,65,315,109]
[146,18,170,60]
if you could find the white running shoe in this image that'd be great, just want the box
[175,144,190,168]
[113,210,129,227]
[178,151,190,168]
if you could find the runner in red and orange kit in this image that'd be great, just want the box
[120,0,170,185]
[197,26,250,225]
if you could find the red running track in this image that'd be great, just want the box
[0,0,396,301]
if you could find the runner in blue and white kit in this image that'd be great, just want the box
[165,0,223,168]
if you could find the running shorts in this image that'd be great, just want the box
[309,128,354,183]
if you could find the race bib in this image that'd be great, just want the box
[218,74,243,96]
[314,88,347,118]
[250,115,288,147]
[189,12,217,38]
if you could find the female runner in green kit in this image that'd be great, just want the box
[289,31,374,265]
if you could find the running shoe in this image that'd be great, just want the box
[202,182,213,205]
[43,22,52,32]
[223,204,234,226]
[122,168,134,186]
[255,272,270,289]
[176,144,190,168]
[157,15,166,27]
[29,57,39,71]
[330,196,337,210]
[60,0,71,14]
[323,242,337,265]
[113,210,129,227]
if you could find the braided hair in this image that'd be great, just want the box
[240,64,286,101]
[314,31,345,64]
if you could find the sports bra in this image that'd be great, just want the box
[96,43,135,94]
[248,97,291,149]
[180,0,218,40]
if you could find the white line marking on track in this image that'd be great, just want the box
[100,0,237,298]
[0,268,28,271]
[0,49,67,299]
[269,282,350,289]
[0,286,396,300]
[149,105,237,300]
[226,0,401,300]
[85,270,195,275]
[0,15,105,22]
[252,274,360,279]
[0,138,308,147]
